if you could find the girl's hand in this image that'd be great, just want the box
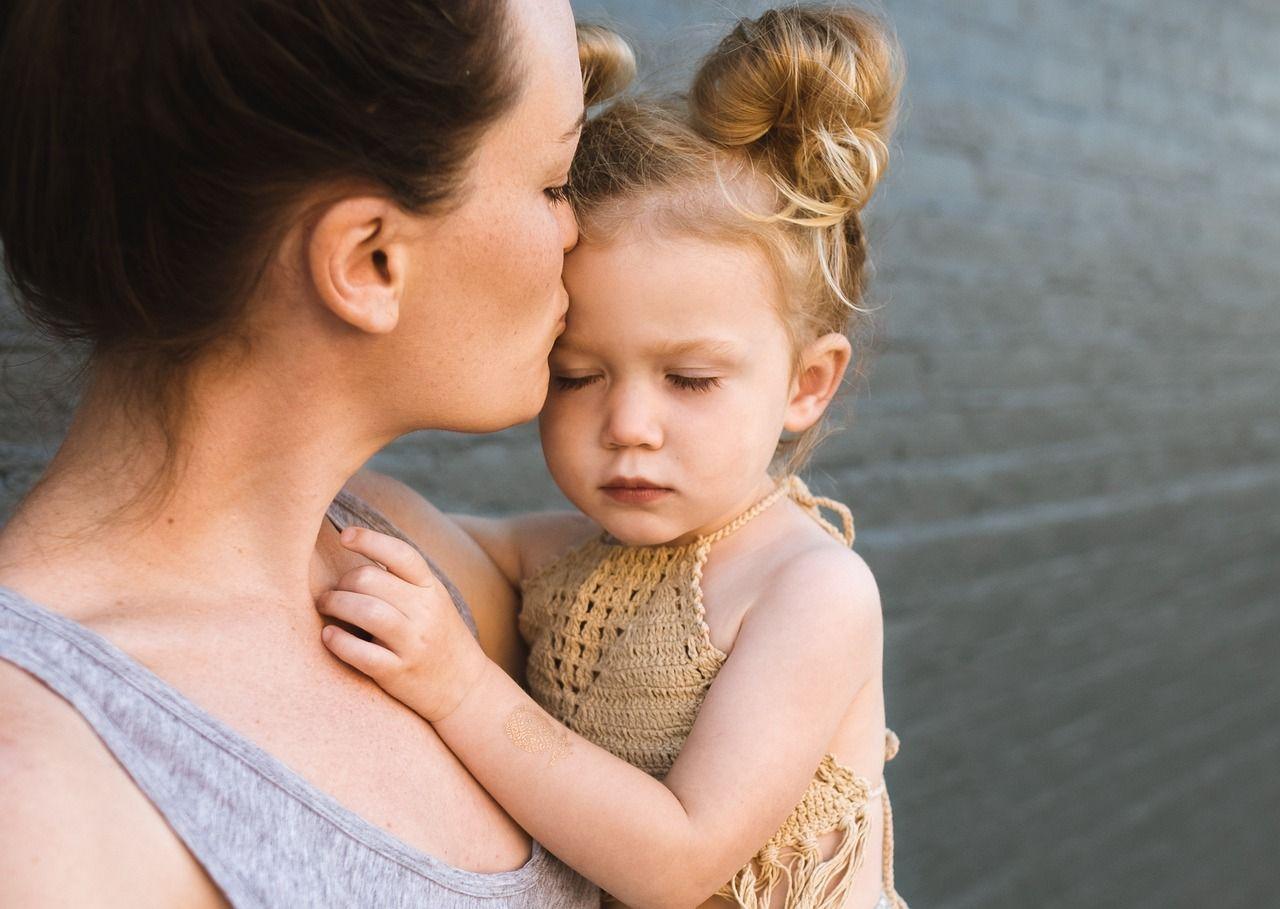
[317,526,490,723]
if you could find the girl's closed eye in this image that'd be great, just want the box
[667,374,721,393]
[552,373,601,391]
[544,182,570,204]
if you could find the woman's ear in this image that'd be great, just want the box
[783,332,853,432]
[307,196,407,334]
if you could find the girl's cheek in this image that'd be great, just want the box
[542,405,581,450]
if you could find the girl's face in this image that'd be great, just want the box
[541,232,798,546]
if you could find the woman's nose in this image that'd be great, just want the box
[602,385,662,450]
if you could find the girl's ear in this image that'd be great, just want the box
[306,196,409,334]
[783,332,853,432]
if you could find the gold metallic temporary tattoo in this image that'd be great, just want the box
[504,704,572,766]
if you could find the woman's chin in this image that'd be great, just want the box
[445,383,548,433]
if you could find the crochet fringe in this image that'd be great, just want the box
[718,808,870,909]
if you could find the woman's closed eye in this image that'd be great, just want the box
[544,183,570,204]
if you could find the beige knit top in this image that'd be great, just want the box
[518,476,907,909]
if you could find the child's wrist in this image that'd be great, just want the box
[430,646,499,725]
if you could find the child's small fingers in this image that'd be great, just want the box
[333,562,429,610]
[321,624,400,680]
[317,590,407,644]
[337,527,434,587]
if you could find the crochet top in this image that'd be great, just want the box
[518,476,907,909]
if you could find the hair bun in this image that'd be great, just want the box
[578,24,636,108]
[690,5,902,224]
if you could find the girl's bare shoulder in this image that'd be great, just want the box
[746,509,884,671]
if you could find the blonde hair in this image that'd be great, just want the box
[570,5,903,472]
[577,23,636,108]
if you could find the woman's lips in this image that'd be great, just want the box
[601,484,672,505]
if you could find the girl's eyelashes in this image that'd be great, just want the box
[551,374,722,392]
[552,374,600,391]
[667,375,721,393]
[544,183,570,204]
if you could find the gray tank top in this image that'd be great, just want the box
[0,489,599,908]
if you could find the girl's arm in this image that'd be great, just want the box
[318,526,882,908]
[450,511,599,589]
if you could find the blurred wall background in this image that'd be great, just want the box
[2,1,1277,906]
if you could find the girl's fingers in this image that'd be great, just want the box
[321,624,400,680]
[337,527,435,587]
[317,590,407,646]
[331,561,412,608]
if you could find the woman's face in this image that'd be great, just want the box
[390,0,584,434]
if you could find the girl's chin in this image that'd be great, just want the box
[599,517,693,549]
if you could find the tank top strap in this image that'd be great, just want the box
[0,586,596,907]
[327,488,479,640]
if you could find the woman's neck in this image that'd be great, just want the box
[0,354,388,613]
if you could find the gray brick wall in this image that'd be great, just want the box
[2,2,1278,906]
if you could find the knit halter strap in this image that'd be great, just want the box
[699,475,856,549]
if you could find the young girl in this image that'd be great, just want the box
[318,7,907,907]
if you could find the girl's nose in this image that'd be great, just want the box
[602,385,663,450]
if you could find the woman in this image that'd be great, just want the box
[0,0,603,905]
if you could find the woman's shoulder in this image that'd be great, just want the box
[340,468,502,592]
[340,468,527,677]
[340,468,457,547]
[0,660,219,906]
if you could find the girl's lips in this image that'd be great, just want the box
[601,485,672,505]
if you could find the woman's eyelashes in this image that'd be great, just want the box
[550,374,722,393]
[544,183,570,204]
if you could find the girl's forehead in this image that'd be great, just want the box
[554,331,747,363]
[558,240,791,360]
[566,231,775,295]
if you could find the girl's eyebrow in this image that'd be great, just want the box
[647,338,744,360]
[553,337,744,361]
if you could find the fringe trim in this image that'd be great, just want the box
[717,807,871,909]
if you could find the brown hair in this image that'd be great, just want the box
[569,5,903,472]
[0,0,520,483]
